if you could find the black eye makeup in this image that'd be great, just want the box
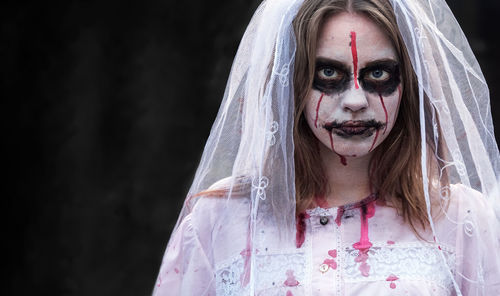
[358,60,400,96]
[313,58,400,96]
[313,58,351,95]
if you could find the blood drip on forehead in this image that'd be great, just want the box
[350,31,359,89]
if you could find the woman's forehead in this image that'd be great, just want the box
[316,12,397,65]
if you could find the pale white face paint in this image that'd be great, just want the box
[304,12,403,163]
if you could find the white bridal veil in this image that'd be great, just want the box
[154,0,500,295]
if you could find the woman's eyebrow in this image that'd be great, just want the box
[361,59,399,69]
[315,57,350,73]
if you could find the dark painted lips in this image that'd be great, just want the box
[323,120,385,137]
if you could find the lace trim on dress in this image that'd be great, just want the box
[343,242,455,292]
[215,242,455,295]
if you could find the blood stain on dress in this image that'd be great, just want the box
[314,93,325,128]
[387,240,395,245]
[323,249,338,269]
[352,201,376,277]
[284,270,300,287]
[240,228,254,286]
[386,274,399,289]
[335,206,345,226]
[350,31,359,89]
[295,212,310,248]
[174,268,179,274]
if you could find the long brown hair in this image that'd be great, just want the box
[293,0,446,234]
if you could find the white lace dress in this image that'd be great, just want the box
[153,184,500,295]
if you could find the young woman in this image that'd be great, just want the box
[153,0,500,295]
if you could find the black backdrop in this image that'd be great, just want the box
[3,0,499,295]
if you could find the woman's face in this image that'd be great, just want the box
[304,12,402,162]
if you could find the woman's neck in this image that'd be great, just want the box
[319,143,373,207]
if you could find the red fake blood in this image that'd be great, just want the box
[368,129,380,152]
[322,249,338,270]
[328,132,347,166]
[286,291,294,296]
[386,274,399,289]
[314,93,324,128]
[352,201,376,277]
[379,94,388,134]
[240,226,253,286]
[350,31,359,89]
[335,206,345,226]
[295,212,310,248]
[314,195,329,208]
[387,240,395,245]
[339,155,347,166]
[284,270,300,287]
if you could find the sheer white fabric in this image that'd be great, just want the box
[153,0,500,295]
[154,185,499,295]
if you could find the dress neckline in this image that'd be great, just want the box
[307,192,378,214]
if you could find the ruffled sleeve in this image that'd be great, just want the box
[152,213,215,295]
[451,184,500,295]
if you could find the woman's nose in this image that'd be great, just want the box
[341,86,368,113]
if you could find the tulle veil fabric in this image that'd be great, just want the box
[153,0,500,295]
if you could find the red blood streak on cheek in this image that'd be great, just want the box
[350,31,359,89]
[379,94,388,134]
[368,129,380,152]
[314,93,324,128]
[284,270,300,286]
[328,132,347,166]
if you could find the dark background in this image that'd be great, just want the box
[3,0,499,295]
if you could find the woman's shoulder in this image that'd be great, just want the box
[437,183,499,237]
[189,176,252,233]
[448,183,492,214]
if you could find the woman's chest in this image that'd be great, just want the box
[213,206,456,296]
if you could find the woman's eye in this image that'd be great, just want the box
[367,69,389,81]
[318,68,341,80]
